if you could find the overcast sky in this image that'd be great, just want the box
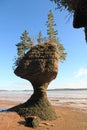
[0,0,87,90]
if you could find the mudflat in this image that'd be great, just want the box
[0,100,87,130]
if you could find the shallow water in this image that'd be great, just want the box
[0,89,87,111]
[48,90,87,111]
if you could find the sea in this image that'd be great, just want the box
[0,89,87,112]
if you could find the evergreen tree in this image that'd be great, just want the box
[43,37,48,43]
[16,42,24,58]
[16,30,34,58]
[56,40,67,62]
[37,31,43,43]
[50,0,73,12]
[46,10,67,62]
[13,30,34,69]
[46,10,58,43]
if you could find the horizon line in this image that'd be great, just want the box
[0,88,87,91]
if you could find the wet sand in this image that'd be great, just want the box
[0,100,87,130]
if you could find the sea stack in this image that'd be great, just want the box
[9,43,58,120]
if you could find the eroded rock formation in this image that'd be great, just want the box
[73,0,87,28]
[8,43,58,120]
[72,0,87,42]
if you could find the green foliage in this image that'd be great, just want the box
[50,0,73,12]
[37,31,43,43]
[46,10,67,62]
[14,30,34,69]
[14,10,67,69]
[43,37,48,43]
[37,32,48,44]
[46,10,58,42]
[16,30,34,58]
[56,40,67,62]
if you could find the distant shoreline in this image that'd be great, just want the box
[0,88,87,91]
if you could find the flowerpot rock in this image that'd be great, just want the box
[8,43,58,120]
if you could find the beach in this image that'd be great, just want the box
[0,90,87,130]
